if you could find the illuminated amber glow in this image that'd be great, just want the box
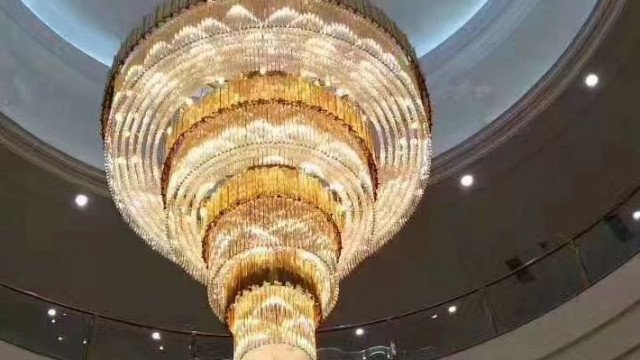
[102,1,431,359]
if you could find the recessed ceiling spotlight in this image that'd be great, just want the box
[151,331,162,341]
[51,319,56,324]
[47,308,57,317]
[431,314,438,319]
[57,336,64,342]
[633,210,640,221]
[585,73,599,88]
[75,194,89,208]
[460,175,474,188]
[355,328,365,336]
[447,305,458,315]
[159,345,165,351]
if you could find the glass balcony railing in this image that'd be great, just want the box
[1,183,640,360]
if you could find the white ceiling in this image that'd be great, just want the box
[19,0,489,64]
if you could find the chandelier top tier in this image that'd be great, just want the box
[101,1,431,359]
[101,0,431,131]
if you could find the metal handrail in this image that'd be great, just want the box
[1,182,639,338]
[321,180,640,331]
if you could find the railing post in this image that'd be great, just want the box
[479,287,499,336]
[190,331,198,360]
[387,319,397,360]
[570,239,592,289]
[83,315,97,360]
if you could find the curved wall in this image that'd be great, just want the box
[444,253,640,360]
[0,341,48,360]
[3,253,640,360]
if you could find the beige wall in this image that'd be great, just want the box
[0,340,49,360]
[444,254,640,360]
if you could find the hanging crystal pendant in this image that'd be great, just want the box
[102,1,432,359]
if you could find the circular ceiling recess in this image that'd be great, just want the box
[0,0,598,170]
[18,0,489,64]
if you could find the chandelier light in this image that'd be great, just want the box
[101,1,432,360]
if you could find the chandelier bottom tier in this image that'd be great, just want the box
[102,1,432,360]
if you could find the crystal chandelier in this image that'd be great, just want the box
[101,1,431,359]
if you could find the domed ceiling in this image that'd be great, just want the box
[0,0,598,169]
[19,0,488,63]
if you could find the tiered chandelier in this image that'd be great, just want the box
[101,1,431,359]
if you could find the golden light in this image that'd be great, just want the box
[101,1,432,360]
